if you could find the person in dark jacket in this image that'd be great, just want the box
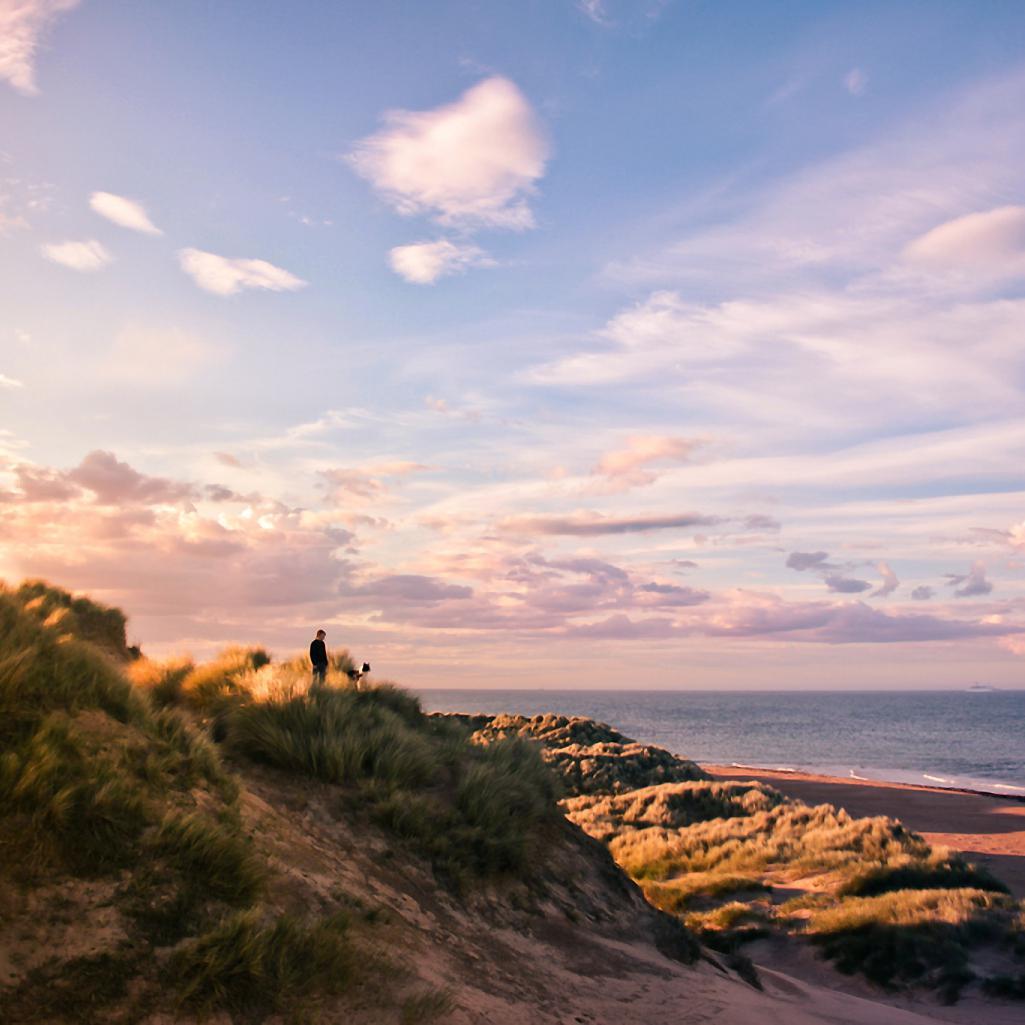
[310,629,328,686]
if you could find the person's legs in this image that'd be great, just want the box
[311,665,326,688]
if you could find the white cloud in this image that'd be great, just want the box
[0,0,78,95]
[388,239,494,284]
[348,76,549,230]
[844,68,867,96]
[178,248,308,296]
[904,205,1025,267]
[89,191,163,235]
[0,373,24,389]
[41,239,112,272]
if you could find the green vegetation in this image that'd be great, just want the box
[1,580,568,1021]
[808,888,1023,1001]
[168,909,357,1019]
[0,585,368,1023]
[223,682,560,884]
[14,579,132,658]
[463,712,707,795]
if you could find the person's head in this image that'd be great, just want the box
[316,629,326,640]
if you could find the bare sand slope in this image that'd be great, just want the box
[702,765,1025,900]
[242,767,963,1025]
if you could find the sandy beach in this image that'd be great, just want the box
[703,764,1025,900]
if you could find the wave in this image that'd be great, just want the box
[730,762,797,773]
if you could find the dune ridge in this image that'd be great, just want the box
[1,581,1023,1024]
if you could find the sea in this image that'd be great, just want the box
[416,689,1025,797]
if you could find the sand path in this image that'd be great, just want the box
[703,765,1025,899]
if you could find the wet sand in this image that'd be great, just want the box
[703,764,1025,899]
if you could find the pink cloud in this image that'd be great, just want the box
[67,450,196,505]
[591,434,703,490]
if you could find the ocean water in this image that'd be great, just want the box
[416,689,1025,796]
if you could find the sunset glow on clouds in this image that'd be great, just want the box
[2,2,1025,687]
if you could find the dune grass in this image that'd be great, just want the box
[223,679,560,884]
[14,579,132,658]
[565,775,1025,999]
[807,888,1023,1001]
[168,908,357,1019]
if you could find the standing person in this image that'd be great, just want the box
[310,629,328,687]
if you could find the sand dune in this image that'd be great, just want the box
[703,765,1025,900]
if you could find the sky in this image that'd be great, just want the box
[1,0,1024,689]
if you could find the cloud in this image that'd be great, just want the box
[872,561,900,598]
[0,0,78,95]
[904,205,1025,269]
[844,68,867,96]
[825,574,872,594]
[1009,521,1025,550]
[178,248,307,296]
[3,463,78,502]
[320,461,428,502]
[89,191,163,235]
[741,514,781,533]
[347,574,473,606]
[348,76,549,230]
[704,594,1017,645]
[499,510,722,536]
[592,434,702,489]
[635,581,708,607]
[67,451,197,505]
[788,550,890,597]
[41,239,112,272]
[0,373,24,389]
[1000,634,1025,657]
[786,551,831,571]
[388,239,493,284]
[946,560,993,598]
[910,585,935,601]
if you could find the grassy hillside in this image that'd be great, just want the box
[0,583,572,1024]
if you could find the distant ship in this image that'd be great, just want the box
[967,682,998,692]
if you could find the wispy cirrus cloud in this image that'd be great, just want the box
[388,239,494,284]
[904,205,1025,278]
[178,248,307,296]
[0,0,78,96]
[89,191,162,235]
[0,373,24,389]
[348,76,549,231]
[41,238,111,271]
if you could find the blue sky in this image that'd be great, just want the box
[2,0,1024,688]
